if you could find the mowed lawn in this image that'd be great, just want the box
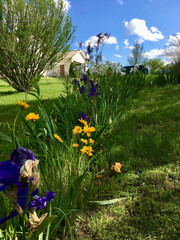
[0,77,65,129]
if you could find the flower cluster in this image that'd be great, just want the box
[72,113,95,156]
[0,147,55,232]
[17,100,30,109]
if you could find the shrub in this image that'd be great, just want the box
[69,62,78,78]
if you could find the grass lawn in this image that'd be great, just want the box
[0,80,180,239]
[76,85,180,240]
[0,77,65,130]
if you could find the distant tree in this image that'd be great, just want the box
[128,42,146,66]
[145,58,165,74]
[0,0,75,92]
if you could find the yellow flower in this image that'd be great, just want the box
[17,100,30,109]
[72,143,79,148]
[89,138,94,144]
[78,118,88,126]
[54,133,63,142]
[83,125,96,137]
[72,126,83,135]
[81,146,94,156]
[25,113,39,121]
[111,162,123,173]
[81,138,88,145]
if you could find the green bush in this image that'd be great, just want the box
[69,62,78,78]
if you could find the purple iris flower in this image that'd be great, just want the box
[79,86,86,94]
[80,112,90,121]
[0,160,20,191]
[72,79,80,85]
[29,191,55,210]
[80,74,89,82]
[11,147,36,168]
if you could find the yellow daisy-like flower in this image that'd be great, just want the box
[17,100,30,109]
[81,138,88,145]
[72,126,82,135]
[72,143,79,148]
[54,133,63,142]
[111,162,123,173]
[78,118,88,126]
[25,112,40,121]
[89,138,94,144]
[81,146,94,156]
[83,126,96,137]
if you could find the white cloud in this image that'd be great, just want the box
[124,18,164,42]
[144,48,165,59]
[114,54,122,58]
[115,45,120,50]
[62,0,71,12]
[123,39,134,49]
[117,0,124,5]
[85,35,117,47]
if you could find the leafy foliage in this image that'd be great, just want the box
[69,62,78,78]
[128,41,146,66]
[0,0,75,92]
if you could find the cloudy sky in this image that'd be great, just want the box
[64,0,180,66]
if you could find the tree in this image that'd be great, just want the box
[128,42,146,66]
[165,33,180,83]
[0,0,75,91]
[145,58,165,74]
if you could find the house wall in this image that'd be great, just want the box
[72,52,86,64]
[43,51,87,77]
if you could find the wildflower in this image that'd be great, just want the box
[89,138,94,144]
[78,118,88,126]
[54,133,63,142]
[111,162,123,173]
[79,86,86,94]
[83,125,96,137]
[81,146,94,156]
[0,147,55,228]
[78,112,90,122]
[0,160,20,191]
[72,126,82,135]
[81,138,88,145]
[72,79,80,85]
[26,112,40,121]
[80,74,89,82]
[72,143,79,148]
[17,100,30,109]
[11,147,36,168]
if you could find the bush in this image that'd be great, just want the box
[69,62,78,78]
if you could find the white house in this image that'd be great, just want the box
[44,50,87,77]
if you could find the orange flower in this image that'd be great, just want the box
[81,146,94,156]
[72,143,79,148]
[83,125,96,137]
[111,162,123,173]
[81,138,88,145]
[25,113,39,121]
[17,100,30,109]
[78,118,88,126]
[54,133,63,142]
[72,126,82,135]
[89,138,94,144]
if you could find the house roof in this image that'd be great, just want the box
[60,50,87,63]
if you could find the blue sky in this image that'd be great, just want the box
[64,0,180,66]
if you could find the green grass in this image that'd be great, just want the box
[75,85,180,240]
[0,80,180,239]
[0,77,65,129]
